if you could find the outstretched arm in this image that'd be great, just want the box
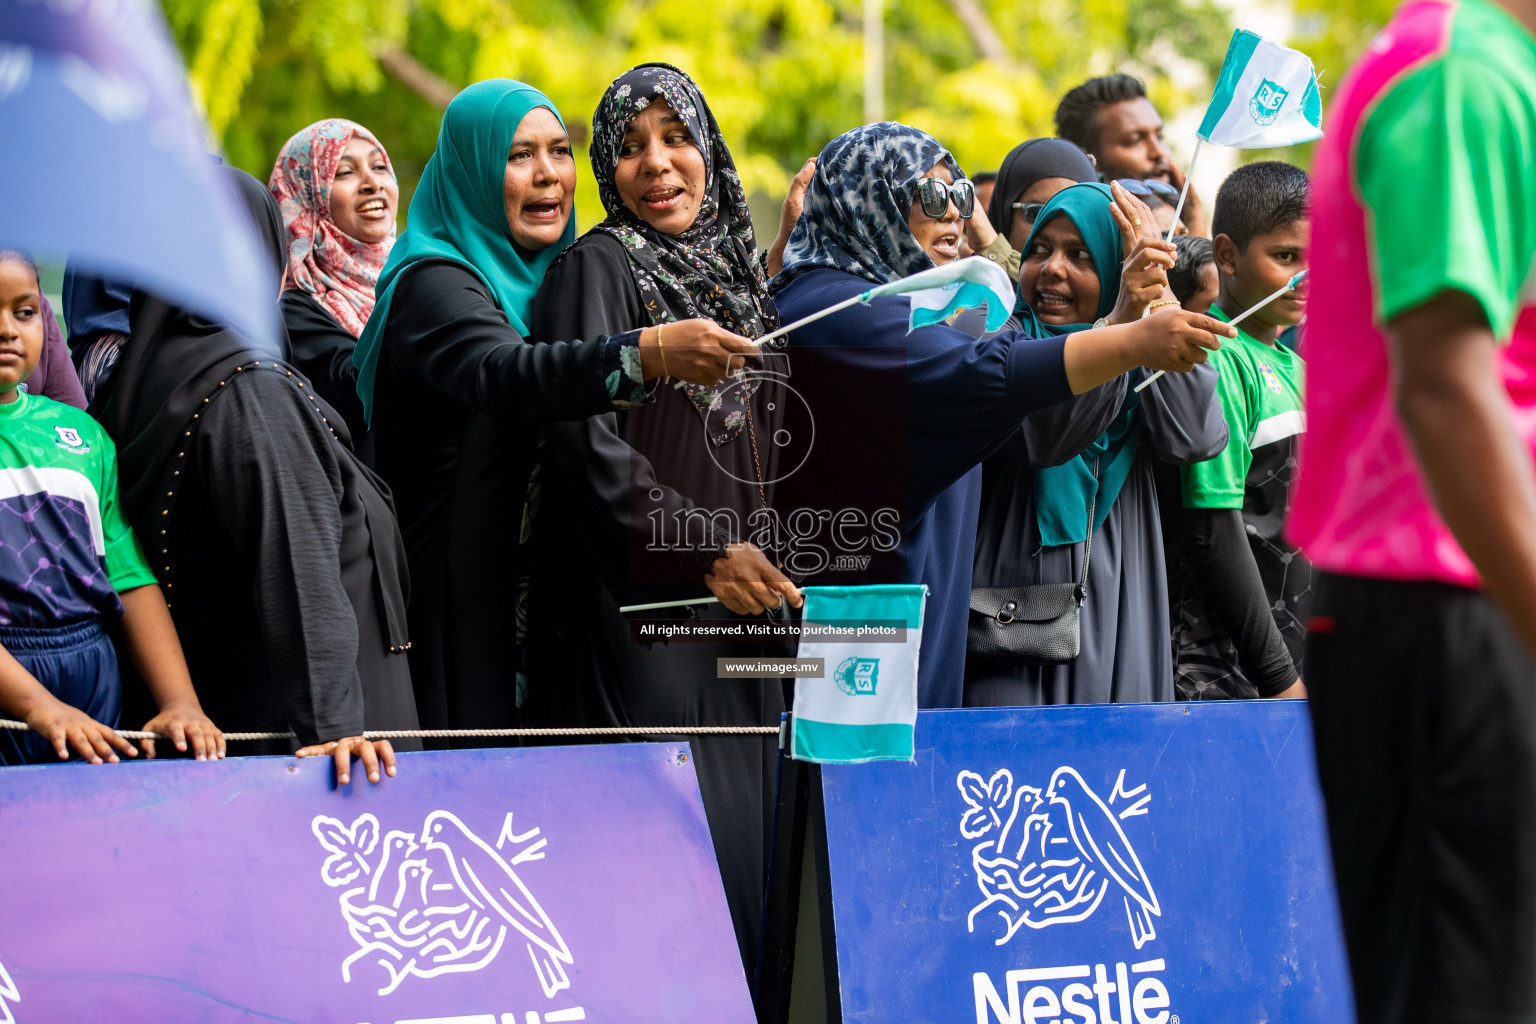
[1002,377,1130,469]
[1141,359,1227,465]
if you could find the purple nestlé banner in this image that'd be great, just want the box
[0,744,753,1023]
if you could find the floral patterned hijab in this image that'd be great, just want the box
[269,118,396,337]
[589,63,779,446]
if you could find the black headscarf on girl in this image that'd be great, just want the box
[588,63,779,446]
[103,165,408,646]
[985,138,1098,235]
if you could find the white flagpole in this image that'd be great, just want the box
[1134,271,1306,393]
[864,0,884,123]
[1164,136,1204,243]
[619,596,721,614]
[756,293,867,347]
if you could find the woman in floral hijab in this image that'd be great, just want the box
[269,118,398,449]
[525,63,794,975]
[585,62,780,443]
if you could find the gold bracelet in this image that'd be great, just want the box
[1146,299,1180,314]
[656,323,670,379]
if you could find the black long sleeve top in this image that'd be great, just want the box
[367,259,644,732]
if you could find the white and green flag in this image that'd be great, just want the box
[1198,30,1323,149]
[790,584,928,764]
[862,255,1016,333]
[756,256,1015,347]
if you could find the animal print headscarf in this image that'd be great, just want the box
[769,122,960,291]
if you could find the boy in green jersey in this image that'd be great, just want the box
[1169,163,1311,700]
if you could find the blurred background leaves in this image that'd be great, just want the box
[160,0,1385,230]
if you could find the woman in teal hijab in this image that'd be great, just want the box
[359,79,756,740]
[965,181,1228,707]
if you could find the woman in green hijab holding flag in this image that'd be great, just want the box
[965,182,1227,706]
[357,79,758,741]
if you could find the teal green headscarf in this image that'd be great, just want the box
[1016,183,1146,548]
[353,80,576,424]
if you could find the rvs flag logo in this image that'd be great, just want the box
[834,656,880,695]
[1249,79,1289,126]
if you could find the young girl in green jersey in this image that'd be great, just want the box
[0,253,221,764]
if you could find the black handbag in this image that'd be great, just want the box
[967,460,1098,667]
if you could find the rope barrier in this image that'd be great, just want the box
[0,719,780,743]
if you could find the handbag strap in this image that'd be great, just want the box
[1077,457,1099,594]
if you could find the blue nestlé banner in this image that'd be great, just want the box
[0,744,753,1023]
[818,703,1353,1023]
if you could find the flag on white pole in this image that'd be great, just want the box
[1135,268,1309,393]
[864,256,1016,332]
[790,585,928,763]
[1198,30,1324,149]
[757,256,1016,347]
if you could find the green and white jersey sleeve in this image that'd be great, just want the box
[1181,306,1306,510]
[1357,4,1536,337]
[0,394,156,626]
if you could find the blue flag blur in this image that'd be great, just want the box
[0,0,279,344]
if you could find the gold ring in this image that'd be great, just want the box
[1132,217,1142,226]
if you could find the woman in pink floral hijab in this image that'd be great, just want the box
[269,118,398,452]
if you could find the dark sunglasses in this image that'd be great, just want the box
[1114,178,1180,203]
[914,177,975,219]
[1012,200,1047,223]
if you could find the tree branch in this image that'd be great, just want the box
[941,0,1015,70]
[376,47,458,109]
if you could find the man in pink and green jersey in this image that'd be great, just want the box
[1290,0,1536,1017]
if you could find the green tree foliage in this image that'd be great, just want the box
[161,0,1235,227]
[1291,0,1395,101]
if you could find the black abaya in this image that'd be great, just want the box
[102,168,417,751]
[121,355,417,747]
[280,289,373,465]
[367,258,646,739]
[525,232,790,976]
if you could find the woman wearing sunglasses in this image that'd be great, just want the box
[766,123,1235,712]
[1116,177,1187,237]
[963,138,1099,281]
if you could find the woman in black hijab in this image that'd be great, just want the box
[526,63,799,975]
[99,166,414,782]
[965,138,1099,280]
